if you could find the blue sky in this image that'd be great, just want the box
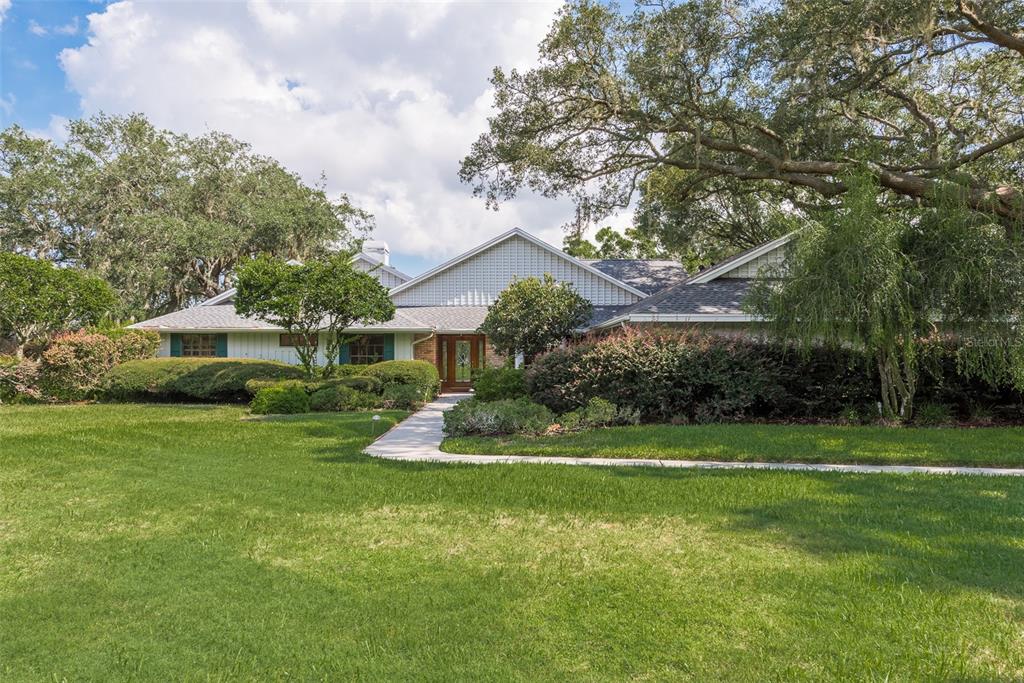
[0,0,620,277]
[0,0,93,133]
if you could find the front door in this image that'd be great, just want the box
[438,334,484,391]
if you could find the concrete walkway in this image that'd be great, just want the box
[364,396,1024,477]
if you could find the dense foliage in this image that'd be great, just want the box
[250,384,311,415]
[361,360,440,401]
[479,274,592,364]
[40,329,158,401]
[0,114,371,317]
[0,252,117,359]
[104,358,305,402]
[443,397,555,436]
[525,329,1023,424]
[463,0,1024,253]
[749,176,1024,420]
[233,253,395,378]
[471,367,527,402]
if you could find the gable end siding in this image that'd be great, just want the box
[391,234,642,307]
[719,246,789,278]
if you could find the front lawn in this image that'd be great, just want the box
[443,422,1024,467]
[2,404,1024,680]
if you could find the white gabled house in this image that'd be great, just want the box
[130,228,791,390]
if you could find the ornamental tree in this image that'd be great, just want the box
[480,274,593,365]
[0,252,117,359]
[233,252,395,378]
[748,174,1024,420]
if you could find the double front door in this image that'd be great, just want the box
[438,334,485,391]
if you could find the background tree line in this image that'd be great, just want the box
[1,113,370,319]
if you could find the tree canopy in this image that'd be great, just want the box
[562,226,667,259]
[0,252,117,359]
[233,253,395,378]
[480,274,593,364]
[1,114,371,319]
[462,0,1024,245]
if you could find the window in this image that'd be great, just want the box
[349,334,385,365]
[181,334,217,358]
[279,334,318,348]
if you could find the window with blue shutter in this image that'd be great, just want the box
[215,334,228,357]
[169,334,182,357]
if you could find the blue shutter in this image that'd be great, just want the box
[383,334,395,361]
[215,334,228,358]
[169,334,182,357]
[339,342,350,364]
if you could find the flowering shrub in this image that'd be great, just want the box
[40,329,159,401]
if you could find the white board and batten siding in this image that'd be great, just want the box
[391,233,642,307]
[352,257,409,289]
[157,332,415,363]
[719,248,788,278]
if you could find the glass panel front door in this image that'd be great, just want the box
[454,340,472,383]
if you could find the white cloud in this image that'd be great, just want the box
[58,0,583,263]
[0,0,10,26]
[28,19,47,36]
[55,16,81,36]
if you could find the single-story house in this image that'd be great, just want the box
[130,229,790,391]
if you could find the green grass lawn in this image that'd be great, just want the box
[443,422,1024,467]
[2,405,1024,681]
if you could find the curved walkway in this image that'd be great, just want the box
[364,396,1024,477]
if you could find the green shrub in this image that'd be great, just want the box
[914,402,953,427]
[527,329,879,423]
[524,348,578,414]
[443,397,554,436]
[244,375,382,398]
[327,364,363,377]
[105,358,305,402]
[250,384,310,415]
[363,360,439,400]
[309,385,359,411]
[334,375,382,394]
[382,384,423,409]
[472,367,526,402]
[557,397,619,432]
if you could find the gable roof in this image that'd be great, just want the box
[386,228,650,300]
[685,233,794,284]
[351,253,411,283]
[197,251,411,307]
[582,259,688,295]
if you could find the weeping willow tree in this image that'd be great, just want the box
[748,175,1024,420]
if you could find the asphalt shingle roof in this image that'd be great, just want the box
[614,278,754,317]
[582,259,688,294]
[129,305,487,332]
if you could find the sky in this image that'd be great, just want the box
[0,0,627,276]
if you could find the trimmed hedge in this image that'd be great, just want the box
[362,360,440,401]
[250,384,310,415]
[244,375,383,397]
[105,358,305,402]
[472,367,526,402]
[526,329,1024,423]
[308,385,381,411]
